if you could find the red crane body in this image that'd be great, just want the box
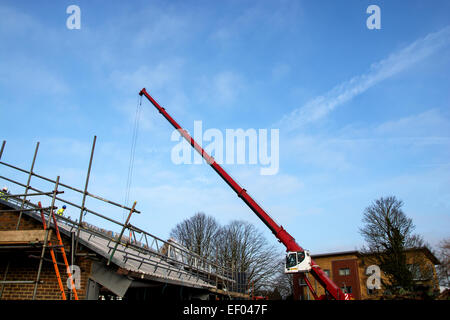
[139,88,348,300]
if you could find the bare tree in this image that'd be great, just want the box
[170,212,220,260]
[359,196,425,293]
[171,213,282,294]
[271,258,294,299]
[436,238,450,289]
[215,220,281,294]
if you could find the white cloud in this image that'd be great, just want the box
[213,71,245,103]
[132,11,192,48]
[109,59,189,131]
[0,4,53,39]
[0,57,69,96]
[335,109,450,151]
[374,109,450,137]
[210,6,264,42]
[272,63,291,80]
[44,137,91,157]
[109,60,184,94]
[282,108,450,175]
[0,6,68,96]
[233,166,304,196]
[197,71,246,106]
[285,134,354,171]
[277,26,450,131]
[210,2,301,44]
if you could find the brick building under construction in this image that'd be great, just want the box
[0,139,248,300]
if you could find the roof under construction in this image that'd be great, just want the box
[0,139,249,300]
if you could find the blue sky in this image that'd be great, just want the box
[1,0,449,255]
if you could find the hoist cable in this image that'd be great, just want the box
[123,95,142,222]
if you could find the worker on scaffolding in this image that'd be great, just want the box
[0,186,9,201]
[56,205,67,217]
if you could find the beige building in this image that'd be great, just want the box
[293,248,440,300]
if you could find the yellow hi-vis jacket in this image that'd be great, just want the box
[0,191,8,201]
[56,208,65,216]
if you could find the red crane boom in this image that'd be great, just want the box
[139,88,348,300]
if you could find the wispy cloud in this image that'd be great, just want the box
[109,59,189,131]
[283,109,450,172]
[0,56,70,96]
[210,1,301,44]
[197,71,246,105]
[374,109,450,137]
[277,26,450,131]
[0,5,69,96]
[272,63,291,80]
[109,59,185,94]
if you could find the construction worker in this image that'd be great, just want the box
[0,186,9,201]
[56,205,67,217]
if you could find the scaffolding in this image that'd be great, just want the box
[0,138,249,300]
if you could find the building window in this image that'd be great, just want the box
[339,268,350,276]
[324,269,330,277]
[367,288,374,295]
[407,263,433,281]
[341,286,352,294]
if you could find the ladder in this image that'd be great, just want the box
[38,201,79,300]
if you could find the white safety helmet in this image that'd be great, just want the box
[2,186,7,192]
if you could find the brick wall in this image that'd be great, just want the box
[331,258,361,299]
[0,205,93,300]
[294,253,358,299]
[358,251,440,299]
[293,251,440,300]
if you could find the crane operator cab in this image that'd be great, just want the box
[285,250,312,273]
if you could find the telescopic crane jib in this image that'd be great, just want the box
[139,88,350,300]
